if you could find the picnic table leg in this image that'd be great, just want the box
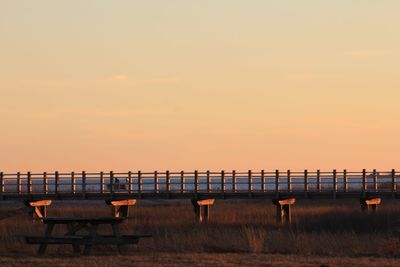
[38,224,55,255]
[111,223,125,254]
[65,222,86,235]
[66,223,81,255]
[83,224,98,255]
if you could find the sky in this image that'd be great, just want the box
[1,1,400,172]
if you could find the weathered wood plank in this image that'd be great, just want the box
[42,217,125,224]
[108,199,136,206]
[196,199,215,206]
[26,235,83,244]
[26,200,52,207]
[272,198,296,206]
[362,198,381,205]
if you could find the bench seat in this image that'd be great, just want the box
[25,234,151,245]
[25,235,83,244]
[25,234,152,255]
[81,234,152,245]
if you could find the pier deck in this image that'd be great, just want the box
[0,169,398,201]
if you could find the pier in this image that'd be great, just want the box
[1,169,398,223]
[0,169,398,200]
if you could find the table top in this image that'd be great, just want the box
[42,217,125,224]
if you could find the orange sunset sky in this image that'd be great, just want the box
[1,1,399,172]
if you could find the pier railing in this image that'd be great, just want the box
[0,169,399,200]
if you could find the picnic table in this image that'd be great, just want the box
[25,217,150,255]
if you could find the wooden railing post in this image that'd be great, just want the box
[287,170,292,193]
[27,172,32,194]
[100,171,104,194]
[71,172,75,194]
[110,171,114,195]
[232,170,236,193]
[261,170,265,192]
[362,169,367,195]
[81,171,86,198]
[194,170,198,193]
[373,169,378,192]
[138,171,142,194]
[275,170,280,197]
[165,170,170,193]
[55,171,59,195]
[0,172,4,197]
[42,172,48,194]
[206,170,210,193]
[392,169,396,198]
[304,169,308,198]
[221,170,225,195]
[179,171,183,193]
[128,171,132,194]
[181,171,186,192]
[343,169,348,193]
[17,172,21,194]
[333,169,337,199]
[156,171,159,193]
[248,170,252,196]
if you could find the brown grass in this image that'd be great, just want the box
[1,199,400,265]
[0,253,400,267]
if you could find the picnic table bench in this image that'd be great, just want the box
[25,217,151,255]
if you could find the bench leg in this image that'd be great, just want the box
[38,224,54,255]
[72,241,81,255]
[83,224,98,255]
[111,224,125,254]
[66,222,82,255]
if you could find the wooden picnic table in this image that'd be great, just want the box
[26,217,149,255]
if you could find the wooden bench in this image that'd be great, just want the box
[272,198,296,224]
[191,199,215,224]
[105,199,136,218]
[24,200,52,222]
[360,197,381,213]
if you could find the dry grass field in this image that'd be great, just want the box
[1,199,400,266]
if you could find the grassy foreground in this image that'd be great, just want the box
[1,199,400,266]
[0,253,400,267]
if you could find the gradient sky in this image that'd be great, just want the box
[1,1,399,172]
